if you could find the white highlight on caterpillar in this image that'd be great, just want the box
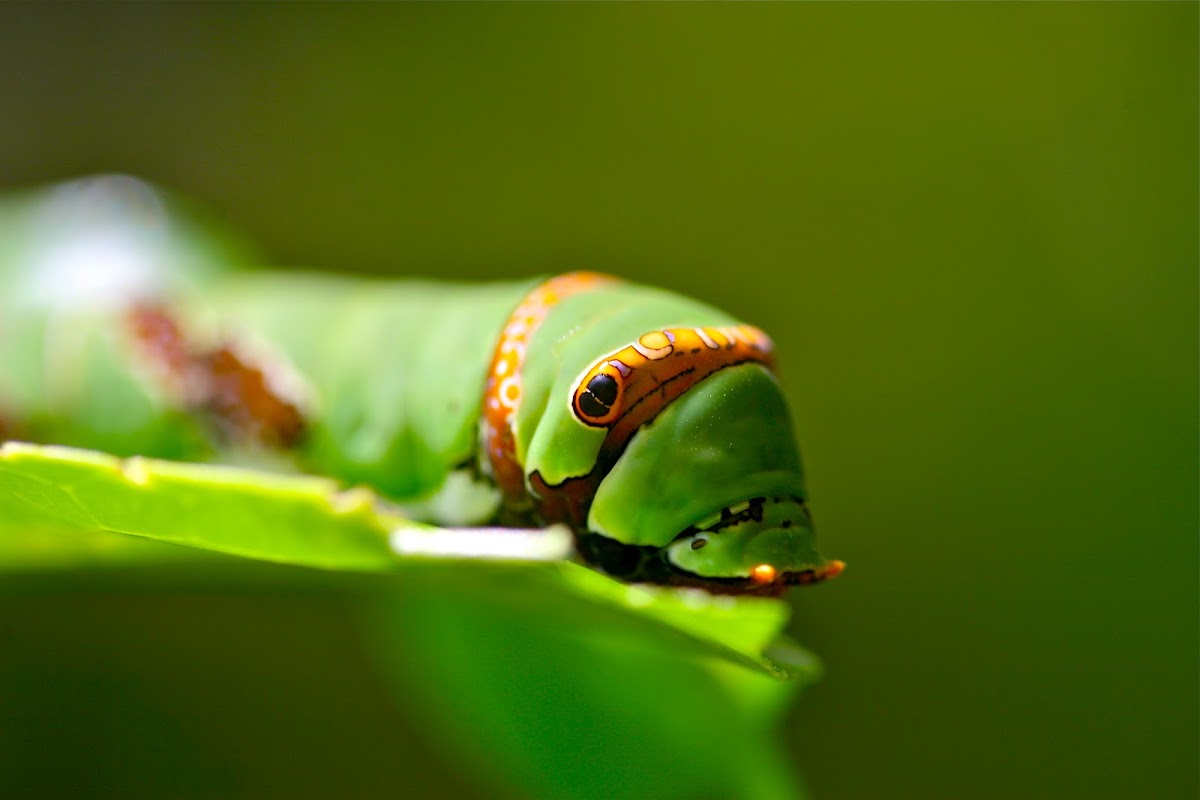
[607,359,632,377]
[23,175,173,312]
[390,523,574,562]
[694,327,720,349]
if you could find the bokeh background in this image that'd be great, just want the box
[1,4,1196,799]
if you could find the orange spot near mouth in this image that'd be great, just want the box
[821,560,846,580]
[751,564,777,584]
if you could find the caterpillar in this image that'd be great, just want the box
[0,176,842,595]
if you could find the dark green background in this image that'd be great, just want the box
[1,4,1196,799]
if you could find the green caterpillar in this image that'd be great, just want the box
[0,176,842,595]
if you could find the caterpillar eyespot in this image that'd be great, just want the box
[0,176,841,596]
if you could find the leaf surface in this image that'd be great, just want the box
[0,442,815,681]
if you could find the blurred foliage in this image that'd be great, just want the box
[0,3,1196,800]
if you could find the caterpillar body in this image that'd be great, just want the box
[0,176,842,595]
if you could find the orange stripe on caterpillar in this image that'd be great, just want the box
[572,325,775,428]
[481,272,618,504]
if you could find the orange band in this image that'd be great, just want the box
[481,272,618,505]
[571,325,774,429]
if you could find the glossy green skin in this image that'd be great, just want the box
[1,176,834,584]
[0,178,531,496]
[513,283,828,580]
[200,274,532,500]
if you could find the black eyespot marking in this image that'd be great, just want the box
[587,373,619,406]
[690,537,707,550]
[781,520,793,529]
[578,392,611,418]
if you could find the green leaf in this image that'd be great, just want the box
[0,441,400,571]
[0,442,812,681]
[366,585,809,800]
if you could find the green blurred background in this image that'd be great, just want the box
[1,4,1195,799]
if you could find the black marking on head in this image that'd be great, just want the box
[673,525,700,542]
[576,527,828,597]
[587,373,619,406]
[578,533,724,589]
[577,532,796,596]
[578,391,611,419]
[707,497,767,533]
[690,537,707,550]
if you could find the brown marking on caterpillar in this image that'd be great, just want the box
[126,305,196,398]
[202,345,305,448]
[126,304,305,448]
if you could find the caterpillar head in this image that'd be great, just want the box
[489,276,842,596]
[578,362,842,595]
